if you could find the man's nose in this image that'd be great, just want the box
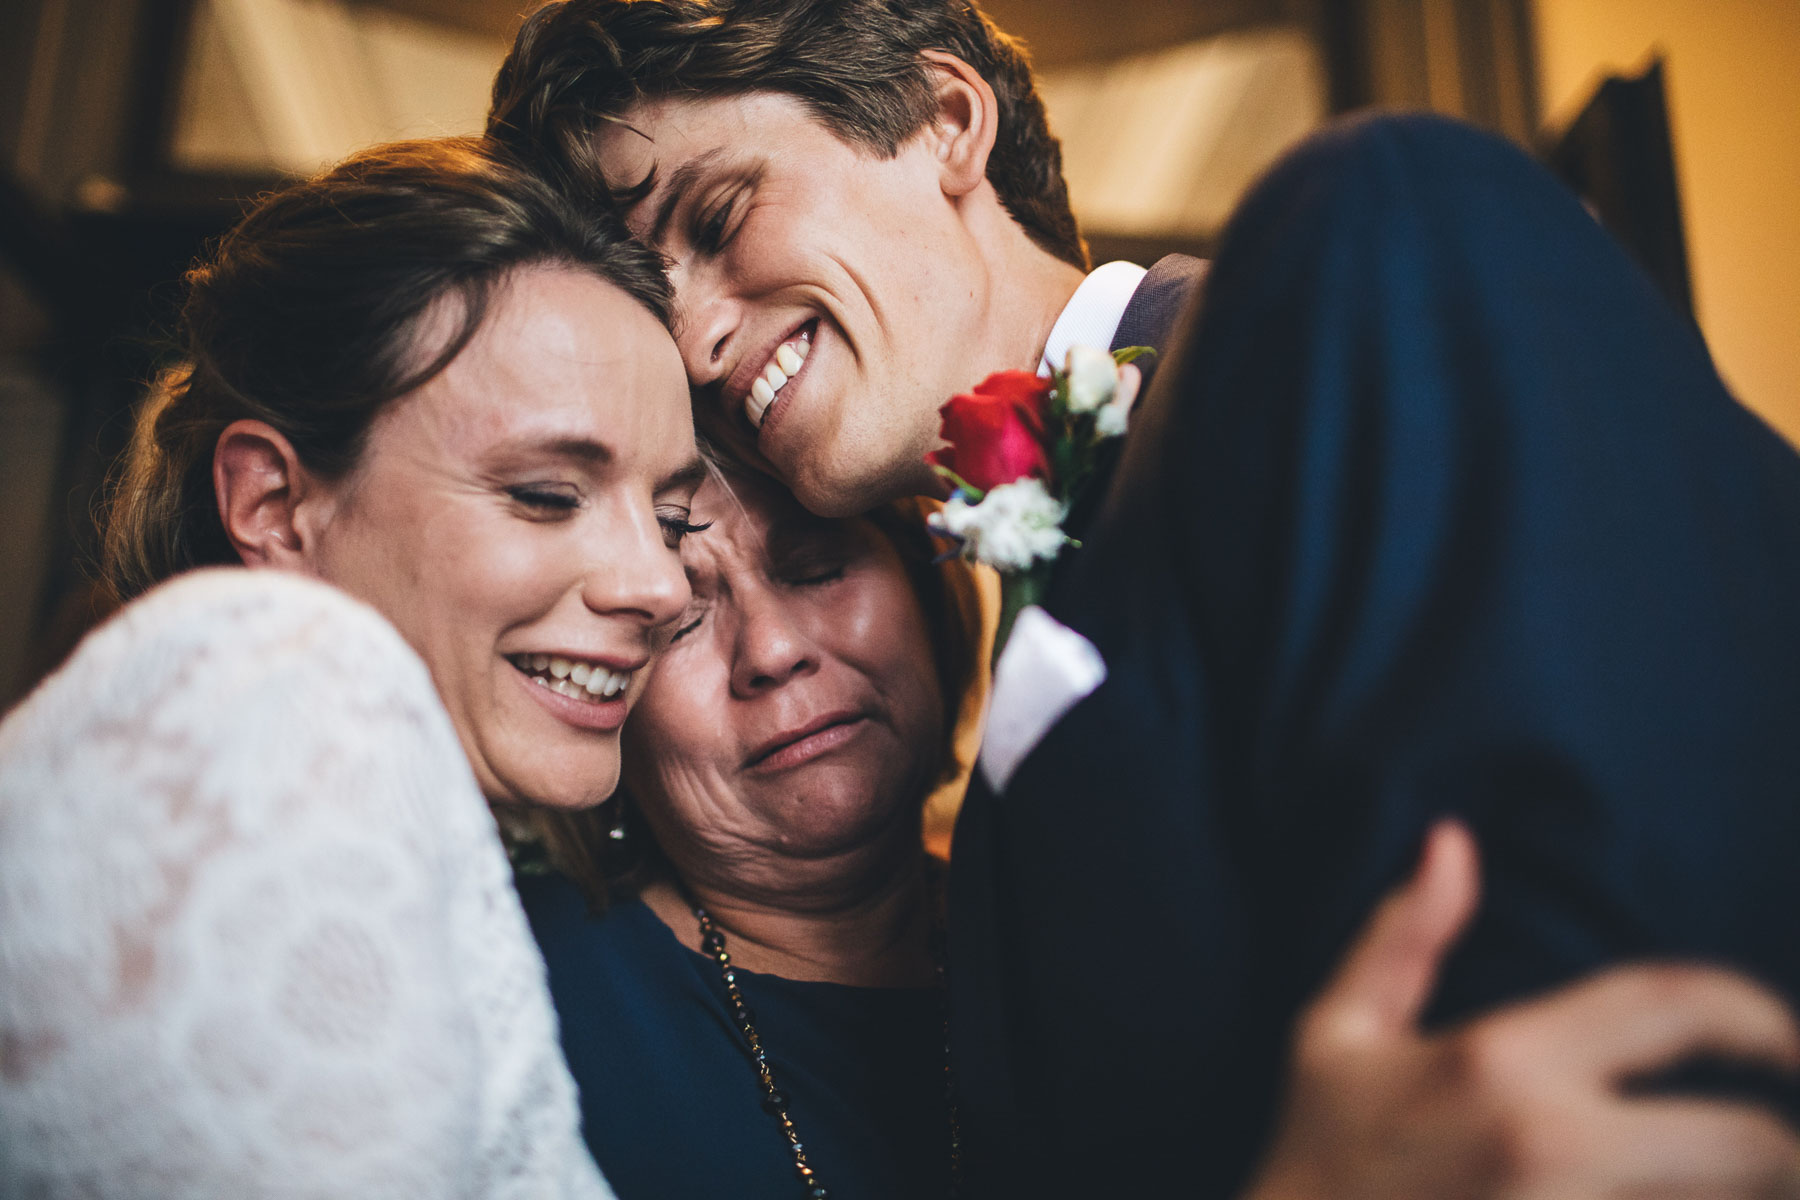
[671,274,743,389]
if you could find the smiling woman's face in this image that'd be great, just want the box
[303,266,702,810]
[619,473,945,897]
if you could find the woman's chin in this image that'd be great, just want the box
[760,786,921,860]
[530,764,622,811]
[478,737,621,811]
[480,680,631,808]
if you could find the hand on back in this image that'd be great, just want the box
[1251,821,1800,1200]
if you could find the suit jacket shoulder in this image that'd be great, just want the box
[1110,254,1209,389]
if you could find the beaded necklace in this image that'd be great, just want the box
[692,902,963,1199]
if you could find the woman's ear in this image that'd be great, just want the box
[922,49,999,199]
[213,419,320,570]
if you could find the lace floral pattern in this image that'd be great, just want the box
[0,570,612,1199]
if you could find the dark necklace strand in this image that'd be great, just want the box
[693,902,963,1199]
[694,905,826,1198]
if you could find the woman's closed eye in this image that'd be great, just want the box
[506,483,582,515]
[775,549,850,588]
[784,564,844,587]
[667,604,706,644]
[504,489,709,549]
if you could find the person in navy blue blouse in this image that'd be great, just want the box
[514,469,976,1200]
[518,871,954,1200]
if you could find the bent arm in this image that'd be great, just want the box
[1248,823,1800,1200]
[0,570,610,1199]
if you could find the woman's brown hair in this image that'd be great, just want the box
[103,135,671,602]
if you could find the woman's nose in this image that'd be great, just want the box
[729,587,818,696]
[581,510,690,631]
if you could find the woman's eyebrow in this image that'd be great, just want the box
[484,434,614,467]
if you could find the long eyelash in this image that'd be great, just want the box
[669,615,703,644]
[660,517,713,540]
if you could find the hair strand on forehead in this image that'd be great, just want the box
[486,0,1089,271]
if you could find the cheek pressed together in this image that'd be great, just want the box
[595,88,1068,519]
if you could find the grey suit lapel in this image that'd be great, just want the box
[1111,254,1208,391]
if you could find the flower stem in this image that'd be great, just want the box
[993,561,1053,668]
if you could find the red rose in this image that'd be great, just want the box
[927,370,1053,493]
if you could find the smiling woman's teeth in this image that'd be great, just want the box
[512,654,632,701]
[746,331,812,429]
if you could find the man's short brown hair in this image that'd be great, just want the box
[488,0,1088,270]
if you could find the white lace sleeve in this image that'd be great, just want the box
[0,569,613,1200]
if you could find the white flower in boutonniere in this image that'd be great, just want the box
[1064,344,1122,413]
[926,344,1153,661]
[1094,394,1132,438]
[933,477,1068,572]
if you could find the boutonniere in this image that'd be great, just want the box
[927,345,1152,659]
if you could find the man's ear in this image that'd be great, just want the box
[213,419,323,570]
[922,49,999,198]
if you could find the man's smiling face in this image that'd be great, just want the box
[597,91,990,517]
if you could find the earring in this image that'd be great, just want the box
[607,794,629,841]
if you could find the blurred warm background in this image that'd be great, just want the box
[2,0,1797,709]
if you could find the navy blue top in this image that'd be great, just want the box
[518,873,953,1200]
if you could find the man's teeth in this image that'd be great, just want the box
[748,377,775,425]
[512,654,632,701]
[746,331,812,429]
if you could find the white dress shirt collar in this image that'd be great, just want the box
[1038,259,1149,377]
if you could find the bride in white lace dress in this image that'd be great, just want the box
[0,570,603,1198]
[0,137,699,1199]
[7,134,1800,1200]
